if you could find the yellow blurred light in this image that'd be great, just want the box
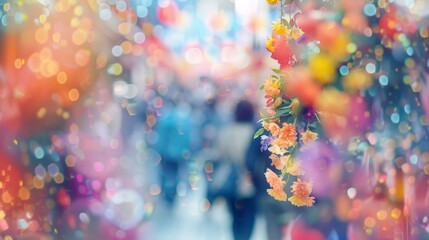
[37,108,47,119]
[75,49,91,66]
[33,176,44,189]
[3,3,10,12]
[343,69,373,93]
[41,60,59,78]
[57,72,67,84]
[39,14,47,24]
[14,59,23,69]
[18,187,30,201]
[1,191,12,204]
[309,53,337,84]
[346,43,357,53]
[420,28,428,38]
[68,89,80,102]
[72,29,87,45]
[70,17,80,28]
[118,22,131,35]
[53,32,61,42]
[53,173,64,184]
[376,210,387,220]
[315,87,350,115]
[108,63,123,76]
[391,208,401,219]
[74,5,84,16]
[62,112,70,119]
[35,28,49,44]
[65,155,76,167]
[121,41,133,54]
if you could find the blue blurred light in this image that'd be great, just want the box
[364,4,377,17]
[366,63,376,74]
[34,147,44,159]
[404,104,410,114]
[406,47,413,56]
[143,0,153,7]
[410,154,418,164]
[339,65,349,76]
[391,113,400,124]
[136,5,148,18]
[2,15,8,26]
[379,75,388,86]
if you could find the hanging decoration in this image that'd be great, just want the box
[257,0,429,218]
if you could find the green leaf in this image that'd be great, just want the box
[281,18,289,28]
[253,128,265,139]
[272,68,282,74]
[259,85,265,90]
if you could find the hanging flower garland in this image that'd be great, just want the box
[254,0,319,207]
[257,0,429,211]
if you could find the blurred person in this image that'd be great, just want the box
[246,128,298,240]
[209,100,257,240]
[153,87,192,207]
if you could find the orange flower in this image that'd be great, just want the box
[272,20,289,35]
[268,145,284,155]
[266,37,275,52]
[301,129,318,145]
[264,168,285,190]
[266,0,279,5]
[289,195,315,207]
[267,188,287,201]
[264,76,281,97]
[277,123,297,148]
[272,138,289,149]
[289,179,315,207]
[270,154,288,170]
[286,160,305,176]
[266,123,280,137]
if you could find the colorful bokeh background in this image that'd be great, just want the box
[0,0,429,239]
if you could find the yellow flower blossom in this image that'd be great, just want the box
[270,154,288,170]
[289,195,315,207]
[266,0,279,5]
[264,76,281,97]
[268,145,285,155]
[266,123,280,137]
[266,37,275,52]
[265,168,285,190]
[301,129,318,145]
[290,28,304,39]
[272,20,289,35]
[286,160,305,176]
[289,179,315,207]
[268,188,287,201]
